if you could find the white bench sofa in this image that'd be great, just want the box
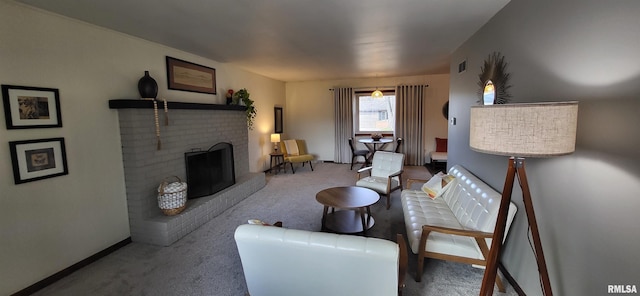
[429,137,448,169]
[400,164,517,292]
[234,224,407,296]
[429,151,447,164]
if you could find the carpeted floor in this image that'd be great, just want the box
[32,162,518,296]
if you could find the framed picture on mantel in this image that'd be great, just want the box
[166,56,216,95]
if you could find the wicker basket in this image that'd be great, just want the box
[157,176,187,216]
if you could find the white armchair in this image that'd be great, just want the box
[355,151,405,210]
[235,224,408,296]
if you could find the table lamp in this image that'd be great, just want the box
[470,101,578,296]
[270,133,281,153]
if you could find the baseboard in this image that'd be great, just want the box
[264,160,335,173]
[499,262,526,295]
[11,237,132,296]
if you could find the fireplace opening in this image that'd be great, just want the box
[185,142,235,199]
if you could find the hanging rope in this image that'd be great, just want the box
[153,100,161,150]
[163,98,169,126]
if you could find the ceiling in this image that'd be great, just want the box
[17,0,509,82]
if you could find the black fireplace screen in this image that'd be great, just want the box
[185,142,235,199]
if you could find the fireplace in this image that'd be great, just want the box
[109,99,265,246]
[185,142,235,199]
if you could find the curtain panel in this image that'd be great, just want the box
[333,87,354,163]
[395,85,427,165]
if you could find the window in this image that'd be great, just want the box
[355,91,396,134]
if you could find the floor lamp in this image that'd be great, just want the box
[469,102,579,296]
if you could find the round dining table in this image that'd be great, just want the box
[358,138,393,164]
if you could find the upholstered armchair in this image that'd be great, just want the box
[355,151,405,209]
[279,139,314,173]
[235,224,408,296]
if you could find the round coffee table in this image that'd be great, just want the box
[315,186,380,235]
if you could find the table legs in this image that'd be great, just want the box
[321,206,373,235]
[270,154,284,174]
[359,207,367,235]
[321,205,329,231]
[363,142,391,165]
[363,143,375,165]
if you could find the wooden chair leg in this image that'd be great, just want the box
[309,161,314,171]
[416,228,431,282]
[416,251,425,282]
[290,162,295,173]
[495,273,506,292]
[386,194,391,210]
[397,234,408,296]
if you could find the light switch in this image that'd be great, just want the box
[450,117,456,125]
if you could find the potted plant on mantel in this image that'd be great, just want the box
[232,88,257,130]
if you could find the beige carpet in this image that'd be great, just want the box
[32,162,518,296]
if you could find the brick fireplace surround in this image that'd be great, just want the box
[110,100,265,246]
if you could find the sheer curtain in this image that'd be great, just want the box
[395,85,428,165]
[333,87,354,163]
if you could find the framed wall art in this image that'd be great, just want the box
[2,84,62,129]
[166,56,216,94]
[9,137,69,184]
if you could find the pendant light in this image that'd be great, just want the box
[371,88,384,99]
[371,74,384,99]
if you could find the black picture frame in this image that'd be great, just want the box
[2,84,62,129]
[9,137,69,184]
[274,106,283,133]
[166,56,216,94]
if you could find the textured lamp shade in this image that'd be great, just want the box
[470,101,578,157]
[270,133,280,143]
[371,89,384,99]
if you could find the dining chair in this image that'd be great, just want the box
[394,137,403,153]
[348,137,369,170]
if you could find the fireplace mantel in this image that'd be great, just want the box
[109,99,247,111]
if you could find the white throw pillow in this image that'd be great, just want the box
[421,172,455,199]
[284,140,299,156]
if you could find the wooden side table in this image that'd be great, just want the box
[270,153,284,174]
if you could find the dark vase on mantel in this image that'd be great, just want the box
[138,71,158,99]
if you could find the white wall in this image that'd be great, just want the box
[285,74,449,161]
[449,0,640,295]
[0,1,284,294]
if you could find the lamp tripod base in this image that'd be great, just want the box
[480,157,553,296]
